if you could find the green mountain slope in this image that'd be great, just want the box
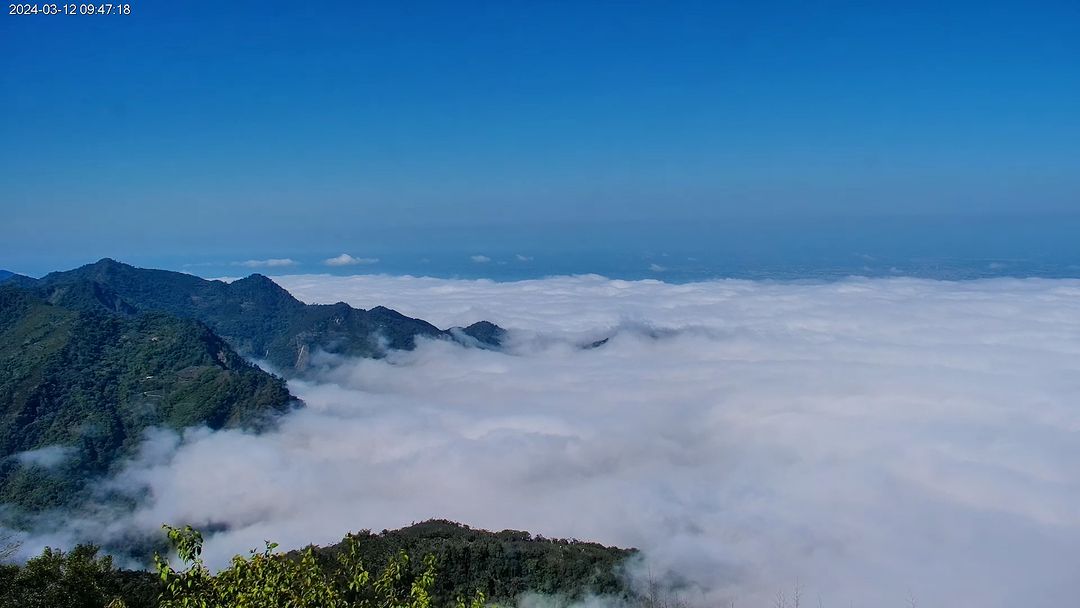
[0,285,296,511]
[37,279,139,315]
[36,259,504,374]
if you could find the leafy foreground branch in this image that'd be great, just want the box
[152,524,483,608]
[0,519,632,607]
[0,524,486,608]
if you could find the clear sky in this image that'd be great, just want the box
[2,1,1079,276]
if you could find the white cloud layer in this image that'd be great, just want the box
[234,258,299,268]
[324,254,379,267]
[30,275,1080,607]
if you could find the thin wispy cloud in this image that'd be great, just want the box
[323,254,379,267]
[470,255,491,263]
[13,445,72,469]
[515,254,534,262]
[234,258,299,268]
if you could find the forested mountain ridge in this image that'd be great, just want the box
[0,285,296,512]
[0,271,32,285]
[29,259,506,374]
[0,520,637,608]
[312,519,635,603]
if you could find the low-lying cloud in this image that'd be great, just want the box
[13,445,72,469]
[23,275,1080,607]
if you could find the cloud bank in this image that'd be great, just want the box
[27,275,1080,607]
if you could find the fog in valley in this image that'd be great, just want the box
[24,275,1080,607]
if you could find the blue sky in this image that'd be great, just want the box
[2,1,1079,276]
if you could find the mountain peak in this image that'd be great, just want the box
[230,273,297,300]
[69,258,139,280]
[234,272,284,285]
[461,320,507,347]
[92,257,128,269]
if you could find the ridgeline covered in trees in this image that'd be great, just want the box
[0,520,636,608]
[22,259,505,374]
[0,285,296,513]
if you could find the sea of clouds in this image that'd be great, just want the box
[29,274,1080,607]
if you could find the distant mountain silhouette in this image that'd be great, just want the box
[32,259,505,374]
